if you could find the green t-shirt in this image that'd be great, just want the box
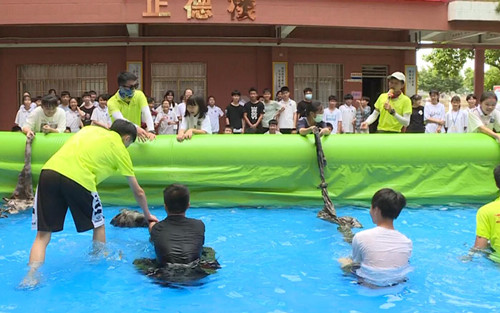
[374,93,412,132]
[476,199,500,253]
[43,126,134,192]
[107,90,148,126]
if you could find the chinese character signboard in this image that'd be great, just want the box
[227,0,256,21]
[405,65,417,96]
[185,0,213,20]
[273,62,288,97]
[143,0,171,17]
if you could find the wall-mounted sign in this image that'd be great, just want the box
[143,0,171,17]
[127,61,143,90]
[272,62,288,97]
[227,0,256,21]
[185,0,213,20]
[405,65,418,96]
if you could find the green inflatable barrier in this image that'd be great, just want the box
[0,131,499,207]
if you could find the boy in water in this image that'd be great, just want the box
[339,188,412,287]
[22,120,157,287]
[149,184,205,266]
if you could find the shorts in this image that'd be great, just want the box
[32,169,104,232]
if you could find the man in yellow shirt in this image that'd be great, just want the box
[360,72,412,133]
[22,120,157,288]
[107,71,156,142]
[474,165,500,256]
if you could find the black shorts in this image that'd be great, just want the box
[32,169,104,232]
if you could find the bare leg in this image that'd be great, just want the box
[21,231,51,288]
[92,225,106,243]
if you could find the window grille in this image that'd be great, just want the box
[17,64,107,102]
[151,63,206,104]
[293,63,343,105]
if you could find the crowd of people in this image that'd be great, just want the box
[13,71,500,143]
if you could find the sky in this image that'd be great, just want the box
[417,47,482,73]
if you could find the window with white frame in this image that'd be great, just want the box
[293,63,343,105]
[151,63,206,104]
[17,64,107,102]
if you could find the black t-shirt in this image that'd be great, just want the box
[297,116,326,130]
[243,101,265,125]
[81,105,95,126]
[297,100,310,118]
[406,106,425,133]
[150,215,205,265]
[225,103,244,129]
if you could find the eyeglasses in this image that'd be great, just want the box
[121,83,139,90]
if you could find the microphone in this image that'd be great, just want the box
[387,88,395,98]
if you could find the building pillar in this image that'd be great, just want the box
[474,48,485,97]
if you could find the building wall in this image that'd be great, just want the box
[0,45,414,130]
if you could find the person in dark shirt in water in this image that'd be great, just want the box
[148,184,205,265]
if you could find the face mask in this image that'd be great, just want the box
[119,87,135,101]
[305,94,313,101]
[314,114,323,123]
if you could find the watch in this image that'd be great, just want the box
[390,109,396,115]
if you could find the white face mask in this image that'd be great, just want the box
[314,114,323,123]
[305,94,313,101]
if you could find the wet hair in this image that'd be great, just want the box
[11,125,22,132]
[344,94,353,100]
[110,119,137,143]
[98,93,110,101]
[248,87,258,94]
[305,101,323,116]
[117,72,137,86]
[60,91,71,97]
[231,90,241,96]
[281,86,290,93]
[328,95,338,101]
[451,95,461,103]
[262,88,272,95]
[480,91,498,103]
[429,89,440,96]
[185,95,208,119]
[371,188,406,220]
[163,184,190,214]
[268,119,278,126]
[466,94,477,101]
[494,165,500,189]
[410,94,422,102]
[303,87,313,94]
[41,94,58,108]
[326,123,333,130]
[362,96,370,102]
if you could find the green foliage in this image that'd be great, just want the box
[485,67,500,91]
[418,67,464,93]
[464,67,474,92]
[485,50,500,71]
[423,49,473,78]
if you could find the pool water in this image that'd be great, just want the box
[1,206,499,313]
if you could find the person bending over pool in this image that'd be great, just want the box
[472,165,500,260]
[22,120,158,288]
[177,96,212,142]
[148,184,205,266]
[297,101,331,137]
[467,91,500,142]
[339,188,412,287]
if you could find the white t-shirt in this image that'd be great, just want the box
[15,105,32,128]
[207,105,224,133]
[180,114,212,134]
[155,109,178,134]
[91,106,112,128]
[323,107,342,134]
[468,106,500,133]
[58,104,70,112]
[278,99,297,129]
[65,110,81,133]
[177,102,186,119]
[445,110,468,133]
[25,106,66,133]
[339,104,356,133]
[424,102,446,133]
[352,226,412,286]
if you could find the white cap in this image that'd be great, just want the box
[387,71,405,83]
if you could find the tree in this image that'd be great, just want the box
[464,67,474,93]
[424,49,500,78]
[418,67,464,93]
[485,67,500,91]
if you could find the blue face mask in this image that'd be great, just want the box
[305,94,313,101]
[119,87,135,101]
